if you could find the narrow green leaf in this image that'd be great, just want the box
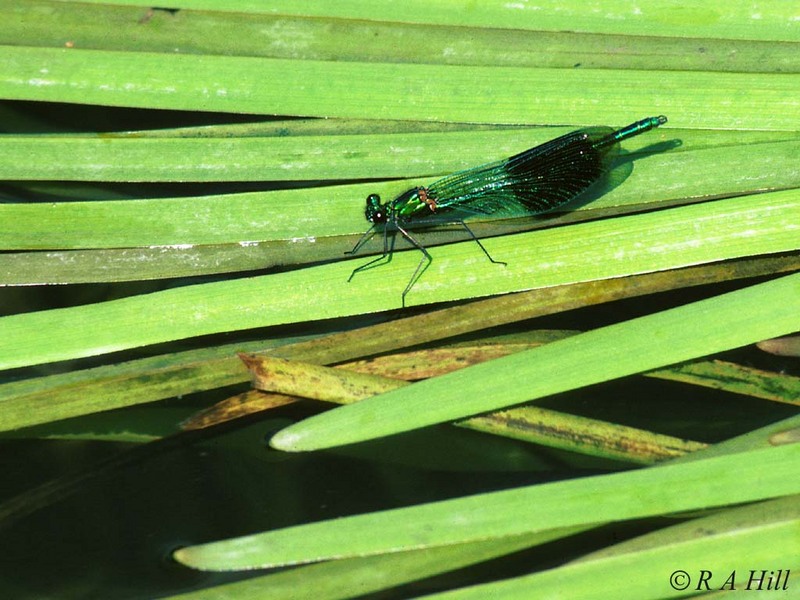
[0,193,797,370]
[270,272,800,452]
[5,257,793,435]
[172,442,800,570]
[650,360,800,405]
[0,241,344,284]
[242,352,705,463]
[2,45,798,128]
[2,135,798,256]
[0,338,285,432]
[5,2,799,73]
[573,494,800,563]
[422,496,800,599]
[46,0,800,43]
[165,530,569,600]
[0,125,663,182]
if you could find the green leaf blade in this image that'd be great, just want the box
[173,443,800,570]
[0,192,798,370]
[2,45,799,128]
[271,272,800,452]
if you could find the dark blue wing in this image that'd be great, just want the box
[426,126,618,218]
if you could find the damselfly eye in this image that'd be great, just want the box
[364,194,387,223]
[366,209,385,223]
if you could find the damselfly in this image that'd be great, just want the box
[347,115,667,305]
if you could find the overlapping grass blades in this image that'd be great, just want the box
[1,1,798,598]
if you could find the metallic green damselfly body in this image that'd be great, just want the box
[347,115,667,306]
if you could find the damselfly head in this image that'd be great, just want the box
[365,193,388,223]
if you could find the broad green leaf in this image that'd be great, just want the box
[0,126,662,183]
[1,128,798,187]
[0,337,291,433]
[45,0,800,43]
[2,134,797,287]
[2,45,798,128]
[422,495,800,599]
[172,442,800,570]
[271,270,800,452]
[165,530,573,600]
[4,257,795,435]
[240,352,706,464]
[0,193,797,370]
[6,2,797,74]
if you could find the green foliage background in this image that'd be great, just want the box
[0,2,799,598]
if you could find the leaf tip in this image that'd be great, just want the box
[171,546,195,568]
[269,426,311,452]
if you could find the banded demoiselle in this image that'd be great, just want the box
[347,115,668,305]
